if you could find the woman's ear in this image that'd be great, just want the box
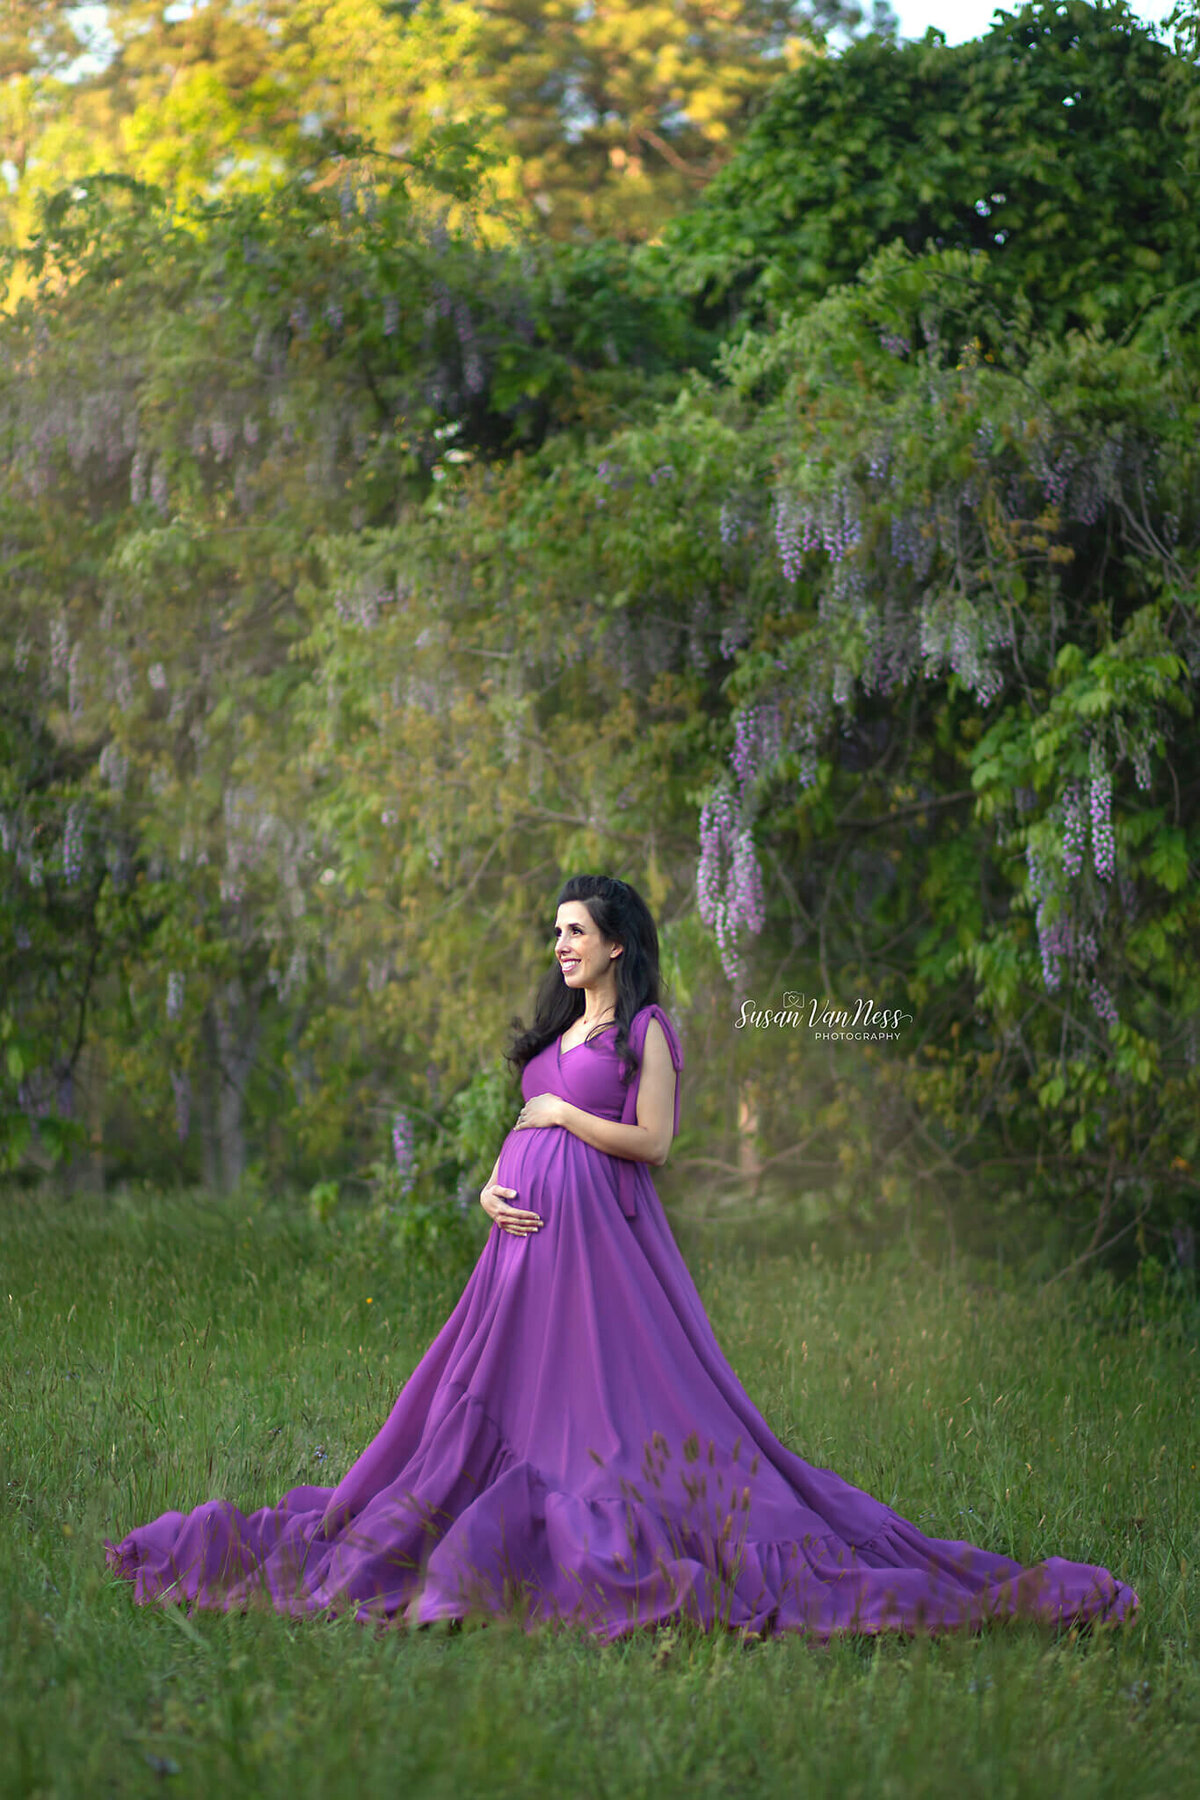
[609,942,624,960]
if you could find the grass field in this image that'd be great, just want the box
[2,1190,1197,1799]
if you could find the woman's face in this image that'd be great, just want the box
[553,901,622,993]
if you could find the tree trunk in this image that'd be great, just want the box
[71,1039,105,1195]
[204,977,263,1193]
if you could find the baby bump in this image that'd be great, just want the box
[494,1127,620,1217]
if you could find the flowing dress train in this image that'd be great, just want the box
[106,1006,1138,1639]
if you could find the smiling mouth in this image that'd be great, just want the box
[559,958,580,971]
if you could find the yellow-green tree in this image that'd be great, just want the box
[5,0,887,249]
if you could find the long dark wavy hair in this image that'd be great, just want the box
[508,874,662,1082]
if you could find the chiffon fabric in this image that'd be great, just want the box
[106,1004,1138,1639]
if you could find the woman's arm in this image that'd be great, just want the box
[514,1017,677,1167]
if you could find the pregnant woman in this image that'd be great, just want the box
[106,874,1138,1639]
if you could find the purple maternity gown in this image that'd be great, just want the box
[106,1005,1138,1639]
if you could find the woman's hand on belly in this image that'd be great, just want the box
[479,1177,543,1236]
[513,1093,565,1131]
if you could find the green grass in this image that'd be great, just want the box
[2,1190,1197,1799]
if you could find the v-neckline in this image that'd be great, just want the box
[558,1022,616,1058]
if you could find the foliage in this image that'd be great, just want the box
[2,7,1200,1267]
[664,0,1200,336]
[690,244,1200,1251]
[0,153,702,1186]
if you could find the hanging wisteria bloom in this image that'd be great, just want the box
[718,501,741,546]
[1060,783,1086,880]
[1129,735,1152,792]
[1088,979,1119,1030]
[918,594,1005,705]
[1088,740,1115,881]
[697,788,764,985]
[731,702,783,794]
[1025,842,1071,992]
[773,495,807,584]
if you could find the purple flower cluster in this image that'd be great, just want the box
[1088,979,1119,1030]
[391,1110,416,1196]
[879,330,910,357]
[1088,745,1114,881]
[1130,738,1152,792]
[99,741,128,792]
[210,417,236,461]
[1060,784,1086,880]
[1037,445,1076,509]
[856,600,918,700]
[383,295,400,337]
[1026,842,1070,991]
[919,597,1004,705]
[697,789,764,985]
[773,496,806,584]
[732,703,783,793]
[822,487,860,564]
[718,620,749,660]
[718,501,741,546]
